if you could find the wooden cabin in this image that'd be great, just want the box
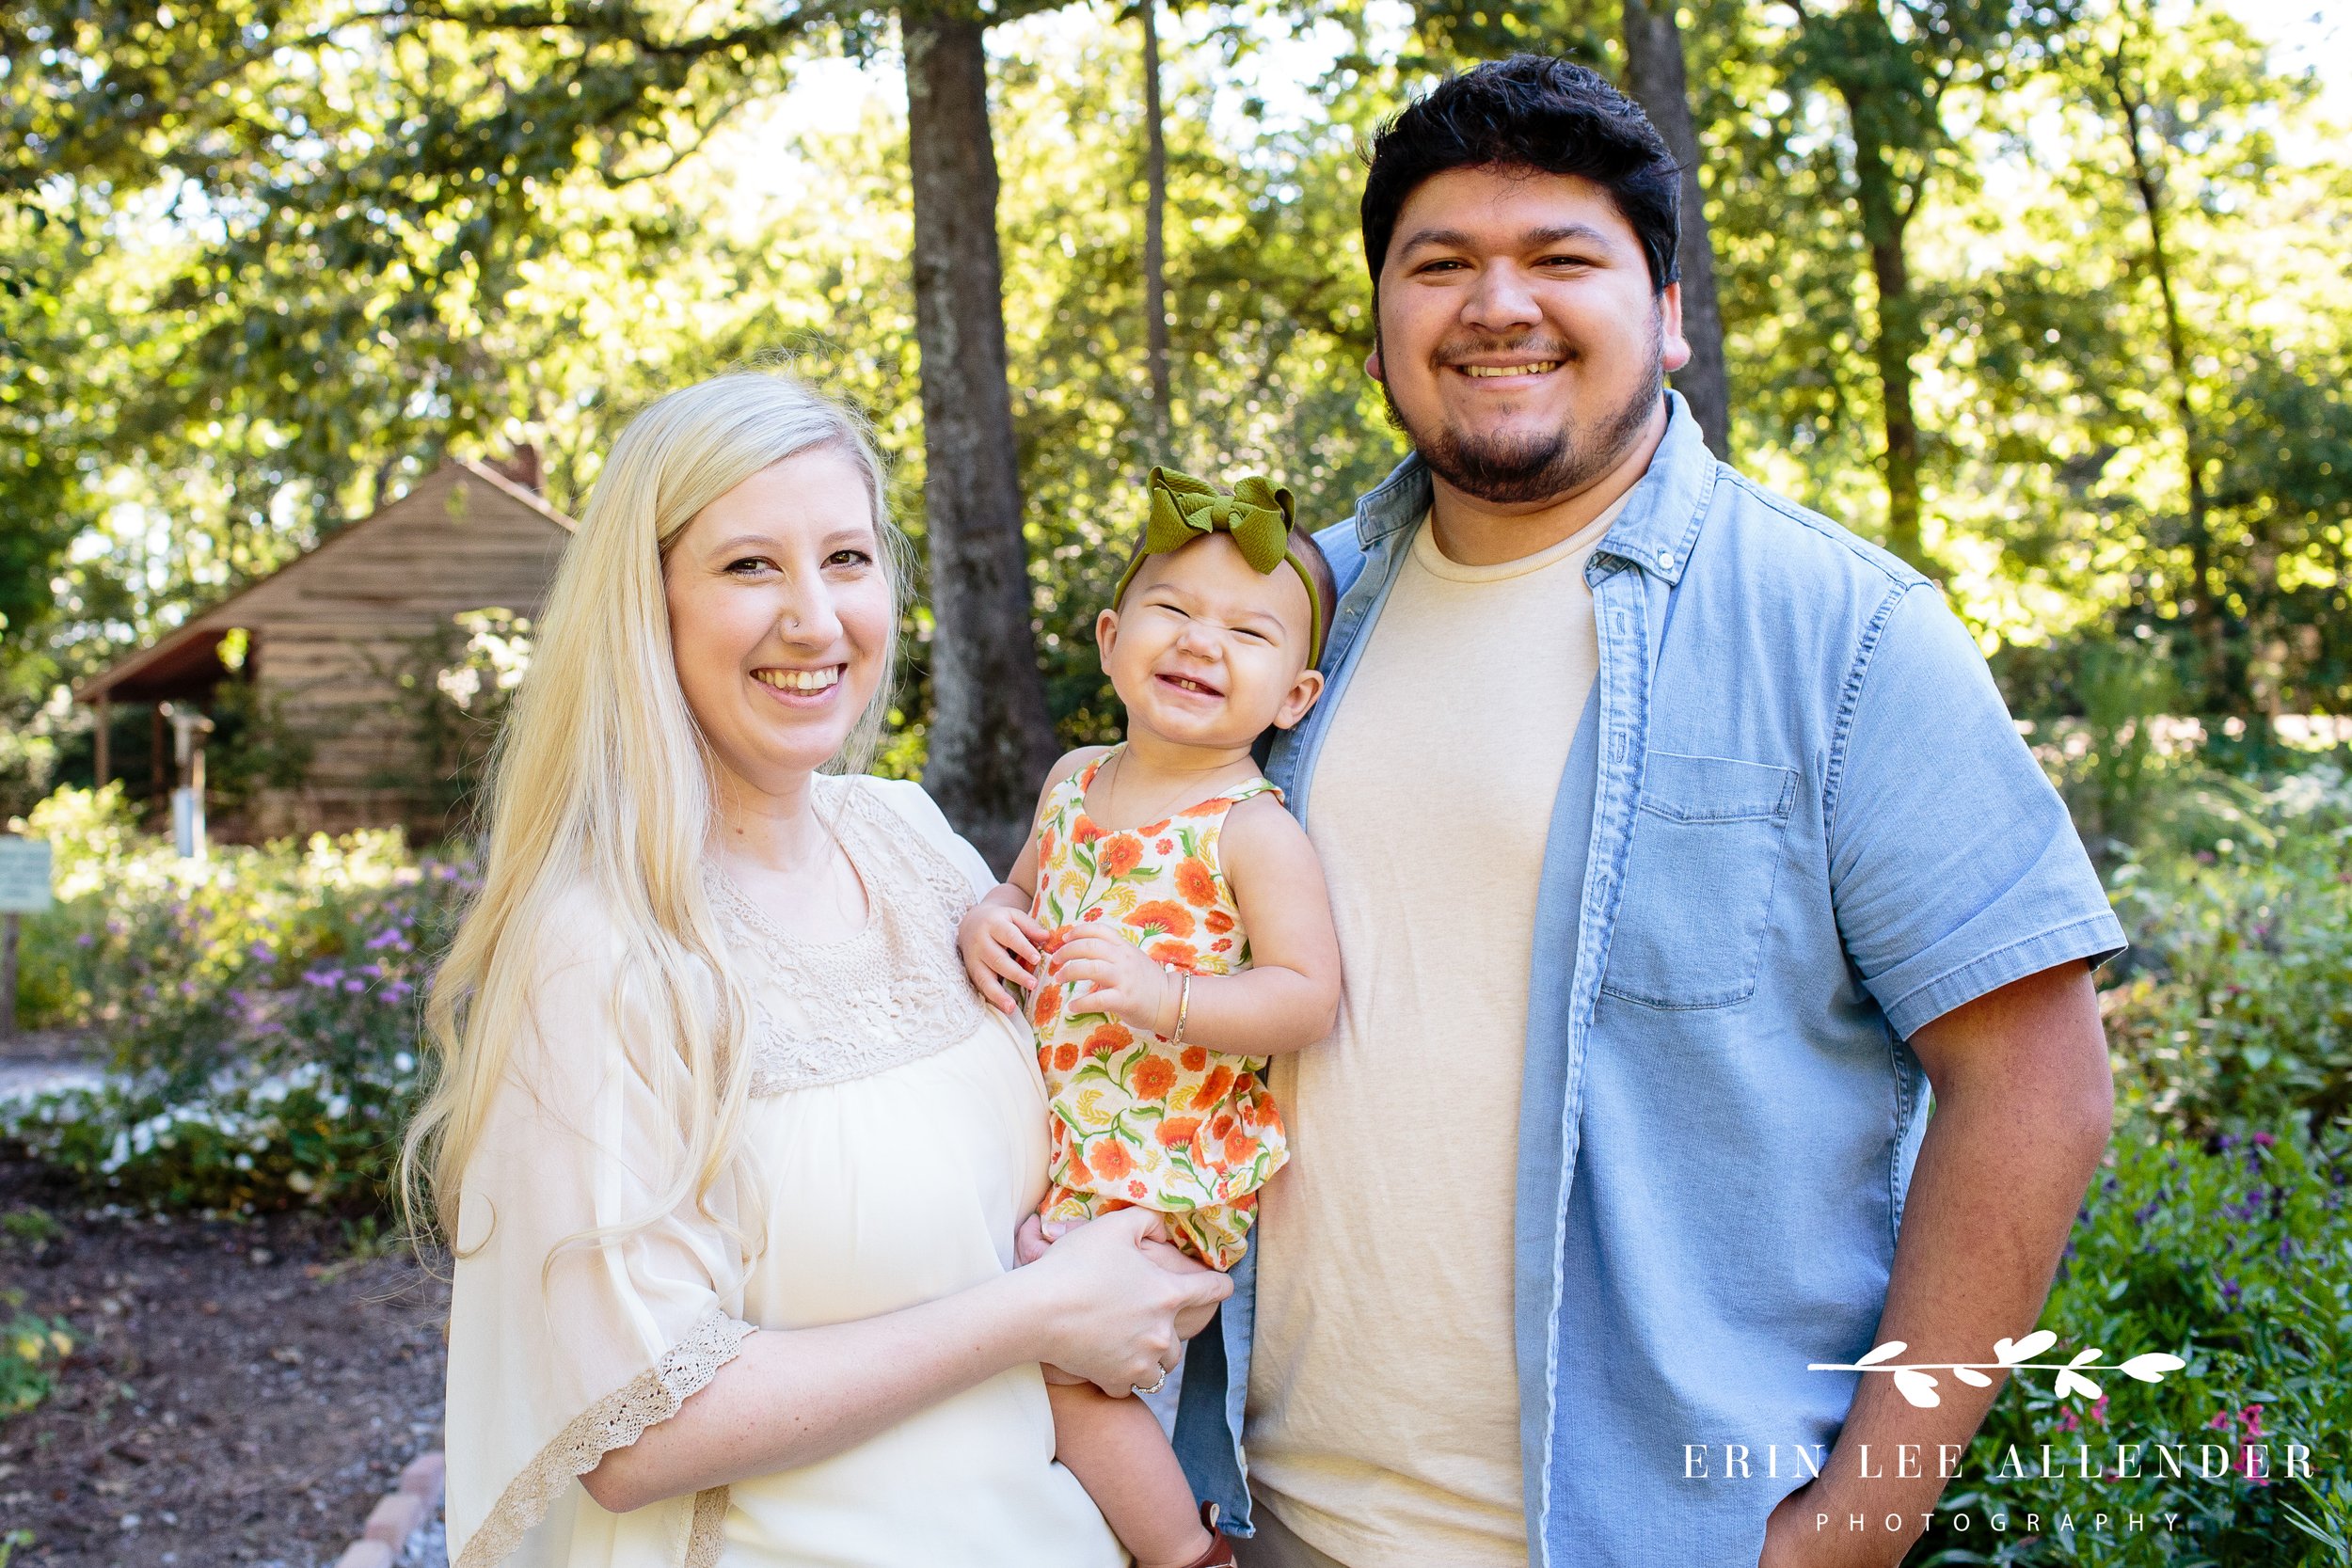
[75,458,575,841]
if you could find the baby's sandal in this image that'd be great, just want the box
[1178,1502,1239,1568]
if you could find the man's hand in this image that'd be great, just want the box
[1045,923,1180,1035]
[959,898,1048,1013]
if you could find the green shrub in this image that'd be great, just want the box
[1912,1121,2350,1566]
[1,784,469,1212]
[2100,766,2352,1135]
[7,1050,428,1212]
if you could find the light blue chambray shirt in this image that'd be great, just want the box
[1170,392,2124,1566]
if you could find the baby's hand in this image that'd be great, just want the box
[1014,1212,1057,1267]
[959,899,1049,1014]
[1046,923,1179,1035]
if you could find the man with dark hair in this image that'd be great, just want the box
[1170,55,2122,1568]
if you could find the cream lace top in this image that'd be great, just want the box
[444,776,1122,1568]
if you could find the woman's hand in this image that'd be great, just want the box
[1046,923,1179,1035]
[1015,1213,1226,1342]
[959,895,1048,1013]
[1139,1235,1228,1342]
[1013,1208,1231,1397]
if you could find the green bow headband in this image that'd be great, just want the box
[1111,467,1325,662]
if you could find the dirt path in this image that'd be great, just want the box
[0,1162,448,1567]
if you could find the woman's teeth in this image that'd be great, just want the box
[755,666,842,692]
[1464,362,1561,377]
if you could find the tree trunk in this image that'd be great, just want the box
[902,6,1059,871]
[2111,46,2231,709]
[1840,93,1927,570]
[1139,0,1170,445]
[1863,223,1924,570]
[1620,0,1730,458]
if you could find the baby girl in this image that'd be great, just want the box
[959,467,1343,1568]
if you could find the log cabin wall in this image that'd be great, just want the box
[215,464,570,840]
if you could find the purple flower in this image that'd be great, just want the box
[2252,1132,2276,1148]
[301,967,341,989]
[365,927,403,951]
[247,941,274,962]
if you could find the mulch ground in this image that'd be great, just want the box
[0,1158,449,1567]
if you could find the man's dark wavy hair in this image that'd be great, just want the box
[1360,55,1682,296]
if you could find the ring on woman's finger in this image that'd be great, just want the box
[1131,1367,1168,1397]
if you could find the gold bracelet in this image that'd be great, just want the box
[1165,964,1193,1047]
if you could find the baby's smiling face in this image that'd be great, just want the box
[1098,532,1325,752]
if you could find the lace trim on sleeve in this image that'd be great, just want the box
[453,1309,756,1568]
[686,1485,732,1568]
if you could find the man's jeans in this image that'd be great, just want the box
[1230,1501,1357,1568]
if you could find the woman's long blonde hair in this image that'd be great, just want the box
[401,370,907,1250]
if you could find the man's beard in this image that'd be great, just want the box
[1384,315,1665,506]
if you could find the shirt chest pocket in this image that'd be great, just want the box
[1600,752,1801,1011]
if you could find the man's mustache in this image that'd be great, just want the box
[1432,336,1581,368]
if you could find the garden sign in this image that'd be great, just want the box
[0,834,52,1038]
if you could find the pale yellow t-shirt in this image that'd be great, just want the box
[1247,496,1624,1568]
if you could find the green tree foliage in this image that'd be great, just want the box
[1977,1,2351,723]
[979,10,1407,739]
[3,0,2346,781]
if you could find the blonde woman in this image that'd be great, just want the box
[409,371,1229,1568]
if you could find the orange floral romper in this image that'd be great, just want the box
[1027,747,1290,1269]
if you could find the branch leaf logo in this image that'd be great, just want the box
[1893,1367,1942,1408]
[1812,1333,2185,1404]
[2119,1353,2186,1383]
[2054,1348,2106,1402]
